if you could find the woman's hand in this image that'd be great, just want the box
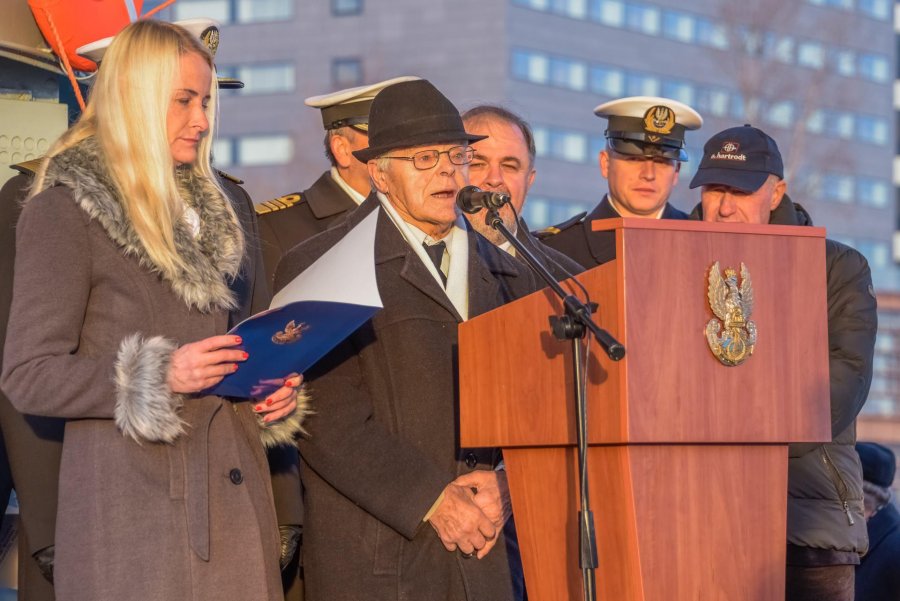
[253,374,302,423]
[167,335,246,394]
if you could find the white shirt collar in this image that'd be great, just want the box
[330,167,367,205]
[377,192,470,320]
[607,195,666,219]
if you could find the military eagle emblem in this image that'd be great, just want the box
[272,320,309,345]
[643,105,676,135]
[706,262,757,366]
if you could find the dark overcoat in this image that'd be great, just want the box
[274,196,541,601]
[0,167,61,601]
[855,502,900,601]
[1,140,306,601]
[257,171,358,288]
[538,195,687,269]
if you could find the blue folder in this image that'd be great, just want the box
[208,299,379,398]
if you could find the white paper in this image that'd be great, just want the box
[270,208,383,310]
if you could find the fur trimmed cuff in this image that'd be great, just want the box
[257,385,312,449]
[114,334,186,444]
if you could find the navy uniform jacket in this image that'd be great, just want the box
[511,216,584,281]
[855,502,900,601]
[537,195,687,269]
[257,171,359,289]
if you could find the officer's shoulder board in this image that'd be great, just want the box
[10,157,44,177]
[255,192,304,216]
[533,211,587,240]
[215,169,244,185]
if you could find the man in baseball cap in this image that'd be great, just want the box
[539,95,702,268]
[694,125,878,601]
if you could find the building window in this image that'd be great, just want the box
[806,110,825,134]
[225,63,295,95]
[662,10,694,43]
[533,126,549,157]
[859,53,890,83]
[766,101,795,128]
[212,138,234,168]
[591,0,625,27]
[857,115,888,145]
[828,112,855,139]
[764,34,794,64]
[552,0,587,19]
[332,0,363,16]
[173,0,231,22]
[549,57,587,90]
[797,41,825,69]
[822,173,854,203]
[832,49,856,77]
[332,58,363,88]
[590,65,624,97]
[661,80,693,106]
[696,18,728,49]
[549,130,588,162]
[696,87,730,117]
[858,178,890,207]
[237,135,293,166]
[858,0,891,19]
[625,72,660,97]
[625,3,660,35]
[235,0,292,23]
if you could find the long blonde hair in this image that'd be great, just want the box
[34,19,234,277]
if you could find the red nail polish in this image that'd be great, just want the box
[266,398,274,406]
[241,352,249,360]
[255,405,263,411]
[234,336,242,344]
[232,364,239,372]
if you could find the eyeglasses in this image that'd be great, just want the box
[381,146,475,170]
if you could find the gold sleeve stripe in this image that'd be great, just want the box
[255,193,302,215]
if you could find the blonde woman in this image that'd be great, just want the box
[0,20,307,601]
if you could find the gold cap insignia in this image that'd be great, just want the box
[721,141,740,153]
[643,105,676,135]
[200,26,220,57]
[706,261,757,366]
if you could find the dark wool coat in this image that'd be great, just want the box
[855,502,900,601]
[274,196,542,601]
[538,195,688,269]
[0,168,63,601]
[257,171,359,288]
[0,140,307,601]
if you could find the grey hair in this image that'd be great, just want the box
[863,480,893,516]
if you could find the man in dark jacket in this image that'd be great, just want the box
[854,442,900,601]
[256,76,419,287]
[692,124,877,601]
[461,105,582,280]
[538,95,702,268]
[274,79,540,601]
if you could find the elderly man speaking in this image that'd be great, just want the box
[273,79,539,601]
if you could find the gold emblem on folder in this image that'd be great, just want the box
[706,262,757,366]
[272,320,309,345]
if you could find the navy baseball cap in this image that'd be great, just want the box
[856,442,896,488]
[689,125,784,193]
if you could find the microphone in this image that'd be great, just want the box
[456,185,511,214]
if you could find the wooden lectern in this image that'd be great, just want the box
[458,219,832,601]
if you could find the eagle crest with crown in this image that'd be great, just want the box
[706,262,757,366]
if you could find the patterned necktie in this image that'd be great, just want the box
[423,241,447,286]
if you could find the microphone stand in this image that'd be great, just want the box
[482,208,624,601]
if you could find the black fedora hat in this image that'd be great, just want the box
[353,79,486,163]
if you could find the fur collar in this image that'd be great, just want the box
[37,137,242,313]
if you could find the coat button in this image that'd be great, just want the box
[465,453,477,469]
[229,468,243,485]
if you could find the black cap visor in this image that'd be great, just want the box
[688,167,770,193]
[608,137,686,162]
